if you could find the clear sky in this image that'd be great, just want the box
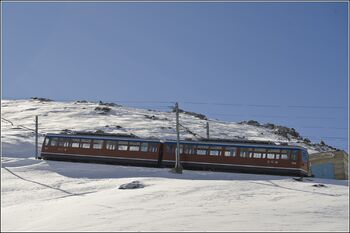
[2,2,348,151]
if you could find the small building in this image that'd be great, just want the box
[309,150,348,180]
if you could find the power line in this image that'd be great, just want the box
[180,101,347,110]
[206,113,345,120]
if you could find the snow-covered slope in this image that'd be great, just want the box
[2,157,349,231]
[1,98,336,157]
[1,99,348,231]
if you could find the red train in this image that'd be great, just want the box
[40,133,310,176]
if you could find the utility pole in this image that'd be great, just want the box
[206,121,210,139]
[174,102,183,174]
[35,115,38,159]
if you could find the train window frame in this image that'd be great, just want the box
[166,145,174,154]
[92,140,104,150]
[302,151,308,163]
[240,148,250,158]
[209,146,222,156]
[149,143,158,153]
[106,140,117,150]
[58,138,70,148]
[58,138,65,147]
[49,137,58,147]
[253,152,262,159]
[291,150,298,161]
[80,139,92,149]
[71,138,80,148]
[196,145,209,156]
[118,141,128,151]
[175,145,183,154]
[129,142,140,151]
[141,143,149,152]
[184,145,195,155]
[44,138,50,146]
[224,147,236,157]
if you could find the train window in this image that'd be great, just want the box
[80,139,92,149]
[240,148,250,158]
[49,138,58,147]
[183,145,189,154]
[184,145,195,155]
[118,141,128,151]
[58,138,70,147]
[281,149,288,154]
[44,138,50,146]
[291,150,298,161]
[175,145,184,154]
[302,151,308,162]
[92,140,103,149]
[141,143,148,152]
[106,141,116,150]
[210,150,220,156]
[129,142,140,151]
[149,143,158,153]
[209,146,222,156]
[71,139,80,148]
[253,153,262,159]
[281,154,288,159]
[224,147,236,157]
[275,154,280,160]
[58,139,65,147]
[196,145,209,155]
[166,145,174,154]
[267,153,275,159]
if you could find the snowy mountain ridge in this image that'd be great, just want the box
[1,98,337,156]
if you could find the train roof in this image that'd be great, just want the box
[45,133,306,151]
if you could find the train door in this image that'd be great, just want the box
[157,143,164,167]
[301,150,309,174]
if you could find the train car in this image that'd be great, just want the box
[40,133,309,176]
[162,139,309,177]
[40,133,163,167]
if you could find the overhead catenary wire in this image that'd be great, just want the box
[1,117,45,136]
[180,101,347,110]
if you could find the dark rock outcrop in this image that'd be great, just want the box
[30,97,53,102]
[172,107,207,120]
[99,101,122,107]
[94,106,112,114]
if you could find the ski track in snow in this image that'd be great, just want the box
[1,99,349,231]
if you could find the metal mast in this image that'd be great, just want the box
[174,102,182,173]
[35,115,38,159]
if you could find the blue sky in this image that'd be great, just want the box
[2,2,348,151]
